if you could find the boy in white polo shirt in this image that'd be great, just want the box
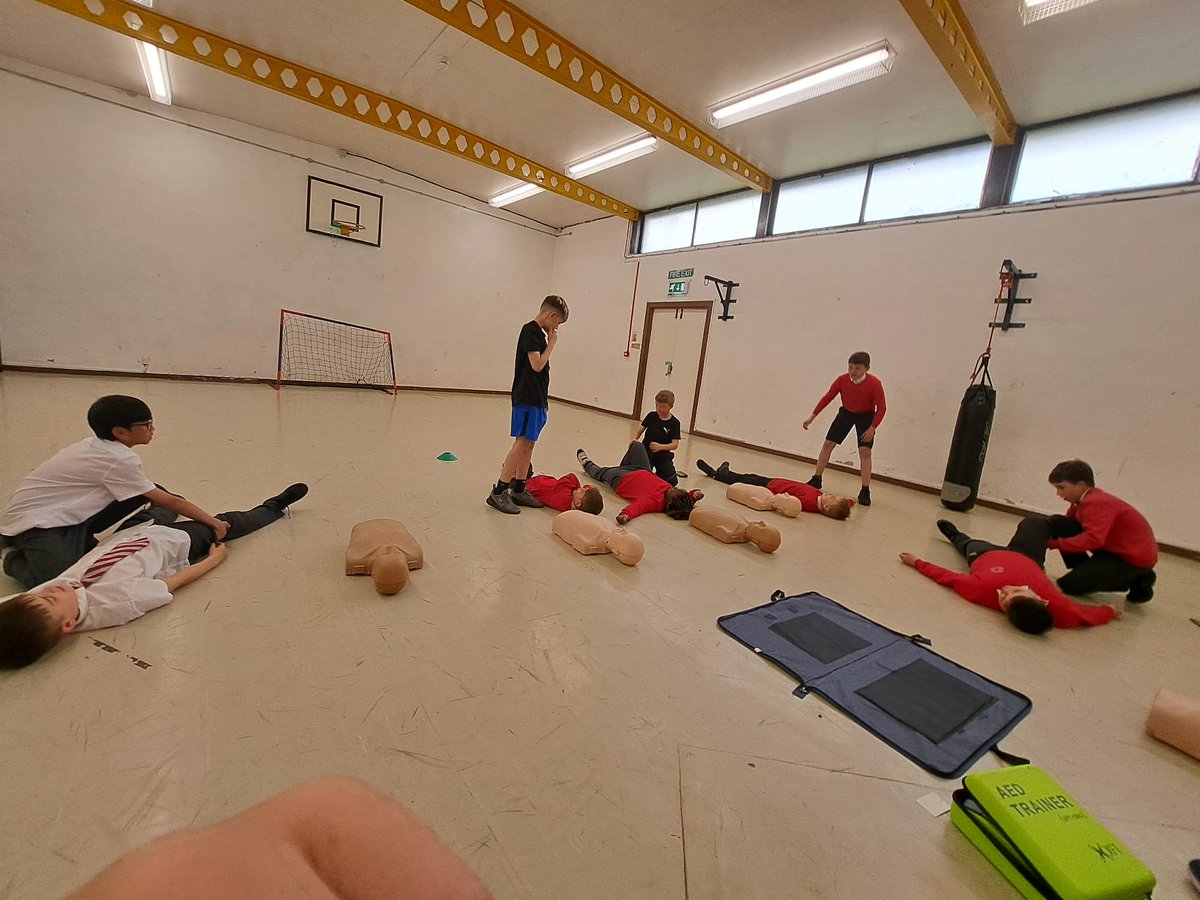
[0,482,307,668]
[1,395,231,589]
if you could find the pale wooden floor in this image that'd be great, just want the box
[1,372,1197,899]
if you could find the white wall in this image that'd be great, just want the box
[0,59,555,391]
[550,195,1200,551]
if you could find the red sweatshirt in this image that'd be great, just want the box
[812,373,887,427]
[525,474,580,512]
[612,470,702,520]
[766,479,821,513]
[1047,488,1157,569]
[914,551,1115,628]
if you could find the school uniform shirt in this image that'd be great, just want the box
[0,437,156,535]
[765,479,822,513]
[1048,488,1158,569]
[640,413,681,453]
[511,320,549,408]
[27,525,192,630]
[913,550,1115,628]
[811,374,887,427]
[526,474,581,512]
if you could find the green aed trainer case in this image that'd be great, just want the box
[951,764,1155,899]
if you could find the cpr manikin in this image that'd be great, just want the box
[688,505,781,552]
[725,482,803,517]
[552,510,645,566]
[345,519,425,594]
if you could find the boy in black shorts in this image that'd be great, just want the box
[802,351,886,506]
[486,295,569,515]
[633,389,682,486]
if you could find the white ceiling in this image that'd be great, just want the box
[2,0,1198,228]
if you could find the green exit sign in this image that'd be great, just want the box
[668,268,694,279]
[668,280,689,296]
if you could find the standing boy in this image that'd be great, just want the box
[486,296,569,515]
[803,351,886,507]
[633,389,682,486]
[1044,459,1158,603]
[1,395,231,589]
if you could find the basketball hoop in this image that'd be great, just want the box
[331,220,365,238]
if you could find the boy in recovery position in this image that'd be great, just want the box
[1,395,230,588]
[524,472,604,514]
[694,458,856,520]
[576,443,702,525]
[0,483,307,668]
[898,517,1118,634]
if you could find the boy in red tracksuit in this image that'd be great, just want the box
[1045,459,1158,603]
[524,473,604,514]
[899,517,1118,634]
[694,458,857,520]
[803,351,886,507]
[576,443,703,525]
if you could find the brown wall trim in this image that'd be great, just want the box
[4,367,1192,559]
[691,428,1199,562]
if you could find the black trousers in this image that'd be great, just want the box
[168,503,285,564]
[709,466,772,488]
[584,442,652,492]
[1044,514,1154,595]
[950,515,1051,569]
[645,447,678,486]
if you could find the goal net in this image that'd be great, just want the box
[276,309,397,393]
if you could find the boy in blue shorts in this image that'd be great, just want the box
[486,295,569,514]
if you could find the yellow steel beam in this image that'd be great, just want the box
[898,0,1017,145]
[400,0,773,193]
[33,0,640,220]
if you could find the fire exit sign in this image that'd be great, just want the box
[667,267,693,297]
[668,268,694,279]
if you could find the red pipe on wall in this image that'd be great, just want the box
[624,261,640,357]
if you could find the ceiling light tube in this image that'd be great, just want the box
[565,135,659,178]
[489,182,544,207]
[130,0,171,105]
[709,42,894,128]
[1020,0,1103,25]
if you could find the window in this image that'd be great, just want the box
[1012,94,1200,202]
[692,191,760,245]
[640,204,696,252]
[772,166,868,234]
[864,142,991,221]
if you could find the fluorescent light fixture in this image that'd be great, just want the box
[709,41,894,128]
[130,0,171,104]
[489,182,544,207]
[1020,0,1103,24]
[565,135,658,178]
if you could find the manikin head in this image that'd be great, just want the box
[769,493,804,517]
[847,351,871,384]
[742,520,781,553]
[605,528,645,566]
[370,547,411,595]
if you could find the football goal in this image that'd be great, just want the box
[275,308,397,394]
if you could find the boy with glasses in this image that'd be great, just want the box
[1,395,230,588]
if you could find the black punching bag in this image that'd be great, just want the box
[941,377,996,512]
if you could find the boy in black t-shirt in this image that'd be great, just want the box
[487,295,570,514]
[633,389,682,486]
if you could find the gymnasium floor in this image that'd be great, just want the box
[1,371,1198,899]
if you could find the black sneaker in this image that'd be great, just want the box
[486,491,520,514]
[511,490,543,508]
[716,461,730,476]
[936,519,960,541]
[858,487,871,507]
[1127,570,1156,604]
[577,449,591,468]
[806,474,823,489]
[696,459,716,477]
[264,483,309,510]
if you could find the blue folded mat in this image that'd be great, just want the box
[718,590,1032,779]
